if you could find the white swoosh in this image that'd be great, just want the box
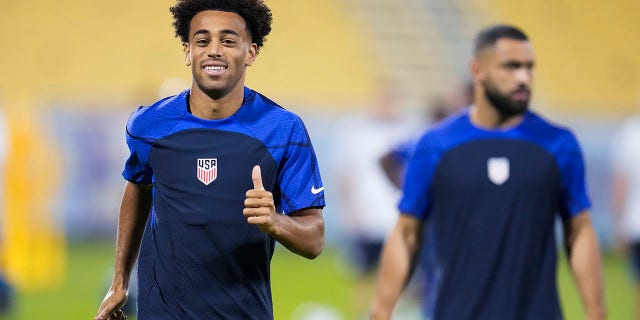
[311,186,325,194]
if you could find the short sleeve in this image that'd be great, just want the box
[556,131,591,218]
[122,112,154,185]
[276,116,325,214]
[391,138,417,162]
[398,133,441,219]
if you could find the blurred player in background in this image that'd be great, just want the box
[370,24,606,319]
[377,84,472,318]
[610,96,640,318]
[95,1,325,319]
[333,85,415,317]
[380,82,472,189]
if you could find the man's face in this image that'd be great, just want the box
[184,10,257,99]
[476,38,535,117]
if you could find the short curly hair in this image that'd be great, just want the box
[170,0,272,48]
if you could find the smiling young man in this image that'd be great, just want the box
[95,1,325,319]
[370,25,606,319]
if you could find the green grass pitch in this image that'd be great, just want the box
[4,241,633,319]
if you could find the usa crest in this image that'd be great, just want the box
[487,157,509,185]
[197,158,217,185]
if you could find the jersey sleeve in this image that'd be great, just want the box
[398,133,440,219]
[391,138,417,163]
[122,108,154,185]
[556,130,591,218]
[276,116,325,214]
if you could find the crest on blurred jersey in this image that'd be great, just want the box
[487,157,509,185]
[197,158,217,185]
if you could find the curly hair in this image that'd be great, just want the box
[170,0,272,48]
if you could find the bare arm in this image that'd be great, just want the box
[244,166,324,259]
[95,182,153,320]
[564,211,606,320]
[370,214,423,320]
[268,207,324,259]
[379,151,405,190]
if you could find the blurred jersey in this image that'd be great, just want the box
[401,109,590,319]
[123,88,325,319]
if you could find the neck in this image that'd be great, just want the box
[188,84,245,120]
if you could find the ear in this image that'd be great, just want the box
[470,58,482,81]
[244,43,258,67]
[183,43,192,66]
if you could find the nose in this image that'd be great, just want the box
[208,42,222,57]
[515,67,532,85]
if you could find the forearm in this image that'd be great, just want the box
[379,153,404,189]
[567,214,606,319]
[271,208,324,259]
[111,182,152,290]
[370,215,421,320]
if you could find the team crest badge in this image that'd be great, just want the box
[487,157,509,185]
[197,158,217,185]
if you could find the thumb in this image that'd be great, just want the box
[252,165,265,190]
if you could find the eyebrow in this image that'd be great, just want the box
[192,29,241,38]
[193,29,210,37]
[219,29,240,37]
[502,60,535,67]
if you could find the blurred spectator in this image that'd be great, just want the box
[380,81,472,189]
[333,85,415,317]
[0,108,14,316]
[610,97,640,317]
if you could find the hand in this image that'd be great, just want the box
[369,303,392,320]
[95,288,128,320]
[244,165,279,234]
[585,307,607,320]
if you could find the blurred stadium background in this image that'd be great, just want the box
[0,0,638,319]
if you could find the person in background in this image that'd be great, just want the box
[610,96,640,319]
[370,24,606,320]
[377,83,472,318]
[333,85,416,317]
[380,82,472,189]
[95,1,325,319]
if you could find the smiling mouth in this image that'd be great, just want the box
[203,65,227,74]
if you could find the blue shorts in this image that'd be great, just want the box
[349,239,383,276]
[631,242,640,282]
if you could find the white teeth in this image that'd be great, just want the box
[204,66,226,71]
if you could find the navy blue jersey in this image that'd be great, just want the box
[122,88,325,319]
[400,109,590,320]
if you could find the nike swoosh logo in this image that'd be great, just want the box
[311,186,325,194]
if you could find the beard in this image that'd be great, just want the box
[482,79,530,118]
